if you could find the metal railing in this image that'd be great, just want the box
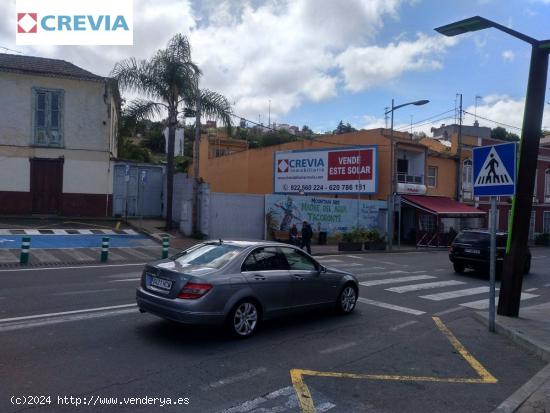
[396,173,423,184]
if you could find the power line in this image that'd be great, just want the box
[394,109,455,132]
[0,46,23,54]
[462,110,522,131]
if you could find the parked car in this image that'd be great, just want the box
[449,229,531,276]
[136,240,359,337]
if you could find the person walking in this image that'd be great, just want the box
[289,224,298,245]
[301,221,313,254]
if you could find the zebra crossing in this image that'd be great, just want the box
[316,254,542,316]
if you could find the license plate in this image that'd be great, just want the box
[465,248,480,254]
[150,276,173,291]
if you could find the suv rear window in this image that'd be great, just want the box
[454,232,507,247]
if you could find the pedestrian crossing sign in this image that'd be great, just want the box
[473,142,517,196]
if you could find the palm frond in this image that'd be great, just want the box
[124,99,166,121]
[111,58,169,102]
[199,89,233,132]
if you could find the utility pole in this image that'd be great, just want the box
[456,93,463,201]
[192,94,202,235]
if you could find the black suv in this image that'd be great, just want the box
[449,229,531,276]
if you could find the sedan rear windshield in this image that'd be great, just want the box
[454,232,507,247]
[172,243,242,269]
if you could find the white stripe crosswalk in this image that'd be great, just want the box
[420,286,490,301]
[459,293,539,309]
[386,280,466,293]
[360,275,435,287]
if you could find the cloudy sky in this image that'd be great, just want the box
[2,0,550,134]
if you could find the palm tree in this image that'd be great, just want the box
[112,34,231,230]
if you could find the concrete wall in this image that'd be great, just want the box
[426,155,456,198]
[207,193,265,240]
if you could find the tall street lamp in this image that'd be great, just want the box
[385,99,429,251]
[435,16,550,317]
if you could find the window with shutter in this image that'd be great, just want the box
[32,88,64,147]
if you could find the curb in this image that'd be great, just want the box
[473,312,550,363]
[473,312,550,413]
[492,363,550,413]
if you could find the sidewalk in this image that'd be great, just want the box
[128,218,439,256]
[475,303,550,412]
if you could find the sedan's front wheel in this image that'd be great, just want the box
[337,285,357,314]
[227,301,259,338]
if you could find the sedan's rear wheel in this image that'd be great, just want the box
[228,301,259,338]
[453,262,465,274]
[337,285,357,314]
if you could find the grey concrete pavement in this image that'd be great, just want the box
[1,251,549,412]
[475,302,550,413]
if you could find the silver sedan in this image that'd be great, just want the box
[136,240,359,337]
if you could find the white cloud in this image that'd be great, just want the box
[0,0,459,123]
[464,95,550,131]
[336,33,458,92]
[502,50,515,61]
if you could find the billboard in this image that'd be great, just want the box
[265,194,386,236]
[274,146,377,195]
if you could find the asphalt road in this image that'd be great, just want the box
[1,249,549,413]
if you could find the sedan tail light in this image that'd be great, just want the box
[177,283,213,299]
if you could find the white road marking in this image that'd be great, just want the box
[360,275,435,287]
[338,263,363,267]
[0,308,137,332]
[357,270,409,276]
[386,280,466,293]
[101,272,141,279]
[0,262,146,272]
[319,342,358,354]
[0,249,18,263]
[109,278,141,283]
[218,386,335,413]
[106,250,126,261]
[525,288,538,292]
[532,255,547,259]
[121,248,151,260]
[420,286,490,301]
[460,293,539,310]
[346,255,363,259]
[200,368,267,390]
[317,259,342,263]
[51,288,119,296]
[62,249,95,262]
[357,297,426,315]
[545,284,550,287]
[390,320,419,331]
[32,249,61,263]
[0,303,136,324]
[435,269,446,272]
[433,306,465,316]
[355,257,409,267]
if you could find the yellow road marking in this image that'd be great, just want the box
[432,316,497,383]
[291,316,497,413]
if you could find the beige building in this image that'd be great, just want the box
[0,53,120,216]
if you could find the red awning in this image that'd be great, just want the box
[401,195,486,215]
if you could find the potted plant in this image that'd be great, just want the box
[338,228,365,251]
[364,229,386,250]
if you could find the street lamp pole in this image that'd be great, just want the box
[385,99,429,252]
[435,16,550,317]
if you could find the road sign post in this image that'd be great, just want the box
[473,142,517,331]
[489,197,497,332]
